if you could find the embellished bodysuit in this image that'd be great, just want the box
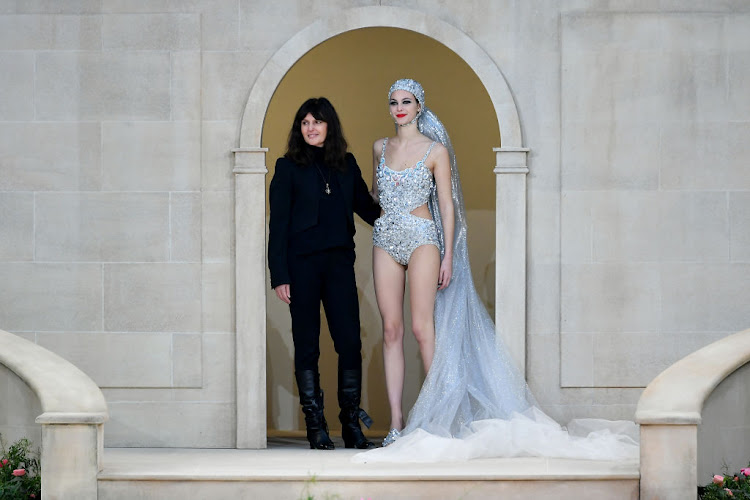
[373,138,439,265]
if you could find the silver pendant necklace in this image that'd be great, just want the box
[314,164,332,195]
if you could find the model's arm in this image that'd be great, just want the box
[432,144,454,290]
[268,158,293,303]
[370,139,382,204]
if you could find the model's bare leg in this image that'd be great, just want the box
[373,246,407,431]
[407,244,440,373]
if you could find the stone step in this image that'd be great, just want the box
[97,438,640,500]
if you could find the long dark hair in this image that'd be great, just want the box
[285,97,348,171]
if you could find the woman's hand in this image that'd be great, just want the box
[438,255,453,290]
[274,284,291,304]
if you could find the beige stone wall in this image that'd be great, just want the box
[555,10,750,420]
[0,2,228,447]
[1,1,749,446]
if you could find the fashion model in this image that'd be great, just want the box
[356,79,638,462]
[370,78,454,446]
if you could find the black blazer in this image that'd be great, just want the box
[268,153,380,288]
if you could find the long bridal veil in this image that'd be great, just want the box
[353,108,639,463]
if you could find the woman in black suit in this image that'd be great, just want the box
[268,97,380,450]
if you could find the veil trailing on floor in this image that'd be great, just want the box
[353,103,639,463]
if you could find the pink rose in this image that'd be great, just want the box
[1,458,8,466]
[12,468,26,476]
[713,474,724,485]
[724,488,734,497]
[741,468,750,476]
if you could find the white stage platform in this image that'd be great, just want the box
[98,437,640,499]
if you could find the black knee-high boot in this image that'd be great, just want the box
[338,368,375,449]
[296,370,334,450]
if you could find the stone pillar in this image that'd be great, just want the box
[232,148,269,449]
[639,424,698,500]
[36,413,107,500]
[493,147,530,374]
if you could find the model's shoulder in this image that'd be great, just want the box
[429,141,448,156]
[425,142,449,169]
[372,137,389,151]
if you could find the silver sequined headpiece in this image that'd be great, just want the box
[389,78,425,127]
[389,78,425,106]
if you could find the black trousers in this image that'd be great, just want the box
[288,247,363,372]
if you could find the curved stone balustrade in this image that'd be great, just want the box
[636,328,750,500]
[0,329,108,499]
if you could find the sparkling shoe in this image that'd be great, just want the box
[382,428,401,447]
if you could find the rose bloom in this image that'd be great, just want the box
[724,488,734,497]
[742,468,750,476]
[12,468,26,476]
[1,458,8,466]
[713,474,725,485]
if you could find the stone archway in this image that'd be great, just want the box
[232,6,529,448]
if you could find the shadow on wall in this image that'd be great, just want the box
[698,361,750,482]
[0,363,42,448]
